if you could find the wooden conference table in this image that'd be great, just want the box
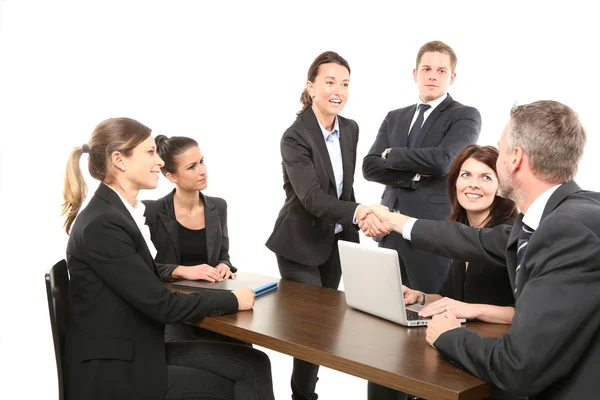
[167,274,509,400]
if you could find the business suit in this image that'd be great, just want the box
[265,107,360,400]
[143,189,236,282]
[362,94,481,294]
[409,181,600,399]
[65,184,272,400]
[143,189,243,343]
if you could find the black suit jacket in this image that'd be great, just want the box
[362,94,481,220]
[438,217,515,307]
[266,107,360,266]
[143,190,236,282]
[410,181,600,399]
[65,184,238,400]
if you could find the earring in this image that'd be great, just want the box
[121,166,126,171]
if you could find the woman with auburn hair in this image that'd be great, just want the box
[366,144,518,400]
[61,117,274,400]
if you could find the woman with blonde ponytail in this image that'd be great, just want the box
[62,118,274,400]
[61,145,87,234]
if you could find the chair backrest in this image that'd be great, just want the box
[45,259,68,400]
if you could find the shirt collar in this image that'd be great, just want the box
[317,115,340,140]
[417,92,447,112]
[104,183,146,222]
[522,184,561,230]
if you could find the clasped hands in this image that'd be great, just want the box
[356,205,410,238]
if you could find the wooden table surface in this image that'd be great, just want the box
[168,274,509,400]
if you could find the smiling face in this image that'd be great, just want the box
[120,135,164,190]
[455,157,499,221]
[306,62,349,121]
[413,51,456,102]
[165,145,208,192]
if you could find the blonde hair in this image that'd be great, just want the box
[61,118,152,234]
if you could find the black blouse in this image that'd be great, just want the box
[177,222,208,266]
[438,217,515,306]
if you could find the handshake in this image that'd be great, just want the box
[355,205,410,238]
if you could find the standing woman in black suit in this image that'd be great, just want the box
[265,51,384,400]
[143,135,239,342]
[62,118,274,400]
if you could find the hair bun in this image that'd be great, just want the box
[154,134,169,149]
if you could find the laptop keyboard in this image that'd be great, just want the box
[406,309,429,321]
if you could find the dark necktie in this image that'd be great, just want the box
[407,104,431,148]
[514,223,534,295]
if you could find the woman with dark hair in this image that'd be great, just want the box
[365,144,518,400]
[265,51,384,400]
[404,144,517,318]
[143,135,238,341]
[62,118,274,400]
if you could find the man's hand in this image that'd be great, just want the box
[215,263,236,280]
[232,288,256,311]
[356,205,390,237]
[371,207,411,234]
[426,311,461,347]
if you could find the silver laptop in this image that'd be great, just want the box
[339,241,465,327]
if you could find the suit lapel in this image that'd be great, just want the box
[339,118,354,200]
[508,181,581,295]
[158,190,181,262]
[303,107,337,189]
[540,181,581,221]
[414,94,454,148]
[399,106,417,147]
[96,183,158,274]
[506,213,524,288]
[202,193,218,265]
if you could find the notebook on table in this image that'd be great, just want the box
[338,241,466,327]
[172,272,279,297]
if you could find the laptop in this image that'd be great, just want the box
[338,241,465,327]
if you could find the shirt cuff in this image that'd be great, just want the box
[352,205,361,225]
[402,218,418,241]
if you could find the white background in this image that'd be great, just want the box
[1,1,599,398]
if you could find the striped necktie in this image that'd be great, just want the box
[514,223,534,295]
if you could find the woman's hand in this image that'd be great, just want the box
[419,297,475,319]
[173,264,224,282]
[215,263,235,280]
[232,288,255,310]
[402,285,422,305]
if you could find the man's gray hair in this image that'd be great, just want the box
[507,100,586,183]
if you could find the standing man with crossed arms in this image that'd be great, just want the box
[363,40,481,294]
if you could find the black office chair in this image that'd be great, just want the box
[45,260,69,400]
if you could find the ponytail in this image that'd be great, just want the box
[61,146,87,234]
[297,88,312,117]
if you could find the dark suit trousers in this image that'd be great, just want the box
[276,232,344,400]
[166,341,275,400]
